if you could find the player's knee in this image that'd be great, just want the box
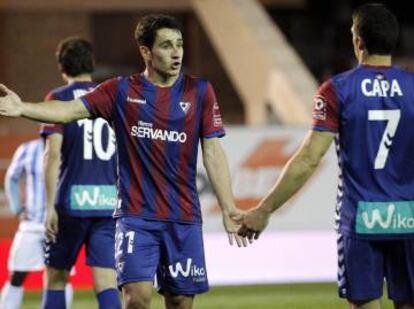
[123,287,152,309]
[164,293,194,309]
[45,267,69,289]
[123,293,151,309]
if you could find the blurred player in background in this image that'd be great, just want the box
[0,14,248,309]
[0,139,73,309]
[239,3,414,309]
[40,37,120,309]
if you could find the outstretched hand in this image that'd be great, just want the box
[0,84,23,117]
[223,208,250,247]
[238,207,271,241]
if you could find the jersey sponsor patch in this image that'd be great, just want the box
[312,95,327,120]
[213,102,223,127]
[130,121,187,143]
[356,201,414,234]
[70,185,117,211]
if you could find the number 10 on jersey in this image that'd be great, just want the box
[78,119,116,161]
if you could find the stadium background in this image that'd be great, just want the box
[0,0,411,307]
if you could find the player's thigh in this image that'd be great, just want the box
[115,217,162,289]
[337,234,384,302]
[45,214,88,271]
[384,240,414,305]
[85,217,116,269]
[8,226,44,272]
[157,223,208,296]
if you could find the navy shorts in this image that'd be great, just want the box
[115,217,209,295]
[44,214,116,271]
[337,233,414,303]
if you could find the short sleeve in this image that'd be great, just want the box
[201,82,225,138]
[40,91,63,137]
[312,79,339,133]
[80,77,119,121]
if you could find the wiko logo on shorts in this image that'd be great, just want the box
[356,201,414,234]
[70,185,117,210]
[168,258,206,282]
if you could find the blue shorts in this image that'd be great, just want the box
[115,217,209,295]
[44,214,116,271]
[337,233,414,303]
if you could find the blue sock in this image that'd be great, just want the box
[97,288,121,309]
[42,290,66,309]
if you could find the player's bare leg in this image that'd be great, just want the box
[164,292,194,309]
[92,266,121,308]
[394,303,414,309]
[122,281,153,309]
[44,266,70,289]
[349,299,382,309]
[91,266,117,293]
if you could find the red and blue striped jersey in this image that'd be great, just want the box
[81,73,225,224]
[313,64,414,240]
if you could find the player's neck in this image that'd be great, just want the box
[64,73,93,84]
[143,69,178,88]
[360,54,392,67]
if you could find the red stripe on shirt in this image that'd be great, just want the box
[176,77,199,221]
[152,88,171,220]
[124,78,144,215]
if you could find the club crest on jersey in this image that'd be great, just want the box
[312,95,327,120]
[179,101,191,114]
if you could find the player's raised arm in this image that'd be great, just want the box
[0,84,90,123]
[202,137,248,248]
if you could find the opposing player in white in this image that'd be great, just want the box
[0,139,72,309]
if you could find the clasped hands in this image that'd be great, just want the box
[225,205,271,247]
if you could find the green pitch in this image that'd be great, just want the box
[21,283,394,309]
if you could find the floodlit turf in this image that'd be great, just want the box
[22,283,394,309]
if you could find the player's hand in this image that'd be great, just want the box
[222,208,249,247]
[0,84,23,117]
[238,207,271,241]
[45,208,59,242]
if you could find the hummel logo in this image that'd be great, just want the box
[127,96,146,104]
[179,101,191,114]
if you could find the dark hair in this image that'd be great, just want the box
[56,37,94,77]
[352,3,399,55]
[134,14,182,48]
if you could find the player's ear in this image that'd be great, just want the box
[139,45,152,62]
[357,35,365,52]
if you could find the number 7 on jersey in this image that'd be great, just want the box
[368,109,400,170]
